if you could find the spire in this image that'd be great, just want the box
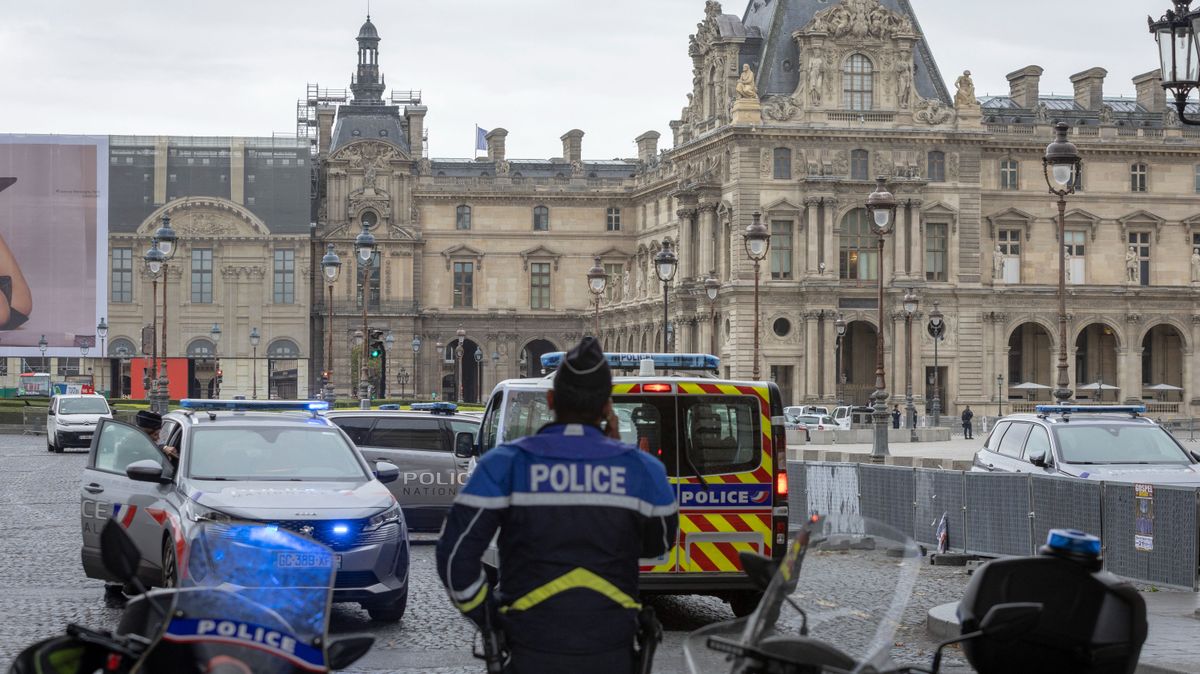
[351,15,385,104]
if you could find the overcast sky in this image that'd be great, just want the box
[0,1,1165,159]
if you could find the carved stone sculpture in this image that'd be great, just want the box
[1099,105,1114,125]
[622,271,630,299]
[1165,106,1181,127]
[1191,248,1200,282]
[896,60,913,109]
[832,151,849,176]
[762,96,798,121]
[947,153,959,180]
[807,0,914,38]
[914,98,953,125]
[807,52,825,107]
[735,64,758,100]
[954,70,976,108]
[993,244,1005,281]
[1034,103,1049,123]
[1126,246,1140,284]
[1064,246,1072,282]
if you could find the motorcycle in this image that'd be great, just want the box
[10,520,375,673]
[684,513,1147,674]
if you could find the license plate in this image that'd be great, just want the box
[79,434,92,440]
[276,551,334,568]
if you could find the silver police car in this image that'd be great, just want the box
[79,399,411,621]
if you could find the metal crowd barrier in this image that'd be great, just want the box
[785,461,1200,591]
[21,407,44,436]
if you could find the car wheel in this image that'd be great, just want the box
[47,437,55,452]
[160,537,178,588]
[728,590,763,618]
[365,585,408,622]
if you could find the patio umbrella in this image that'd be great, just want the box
[1077,382,1119,390]
[1011,382,1051,389]
[1145,383,1183,391]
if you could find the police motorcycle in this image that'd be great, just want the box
[9,520,375,673]
[684,513,1147,674]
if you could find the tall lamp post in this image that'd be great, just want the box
[397,367,409,398]
[928,300,945,428]
[455,327,466,403]
[384,332,395,398]
[997,373,1005,420]
[903,290,919,441]
[321,244,342,402]
[474,347,483,403]
[436,340,444,397]
[153,216,177,412]
[704,270,720,356]
[249,327,260,400]
[210,323,221,399]
[865,177,897,463]
[354,221,377,401]
[743,212,771,379]
[411,336,422,400]
[96,318,108,396]
[116,347,130,398]
[491,350,500,392]
[1149,1,1200,125]
[1043,122,1082,404]
[654,242,677,352]
[143,239,165,412]
[835,313,847,408]
[587,256,607,340]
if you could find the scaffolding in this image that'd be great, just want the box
[296,83,349,157]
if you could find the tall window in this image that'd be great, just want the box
[604,262,624,302]
[1065,230,1086,285]
[1072,164,1084,191]
[191,249,213,304]
[111,247,132,303]
[770,365,794,406]
[273,249,294,304]
[56,358,80,377]
[356,252,381,309]
[456,205,472,230]
[1130,163,1148,192]
[530,262,551,309]
[453,261,474,307]
[839,209,877,280]
[533,205,549,231]
[1000,159,1019,190]
[998,229,1021,283]
[925,223,948,282]
[928,151,945,182]
[850,149,869,180]
[1194,165,1200,193]
[773,148,792,179]
[842,54,874,111]
[770,220,792,279]
[606,207,621,232]
[1129,232,1150,286]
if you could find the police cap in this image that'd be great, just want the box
[554,336,611,392]
[135,409,163,431]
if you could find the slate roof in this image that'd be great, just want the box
[979,94,1198,125]
[330,105,411,154]
[428,158,636,178]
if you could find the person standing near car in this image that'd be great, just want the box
[961,405,974,440]
[135,410,178,467]
[436,337,678,673]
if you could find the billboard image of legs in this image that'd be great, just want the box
[0,135,107,355]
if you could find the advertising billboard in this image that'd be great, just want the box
[0,135,108,355]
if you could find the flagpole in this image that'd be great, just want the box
[474,124,479,159]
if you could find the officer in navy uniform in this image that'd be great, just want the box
[436,337,678,673]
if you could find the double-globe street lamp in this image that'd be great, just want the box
[587,256,607,341]
[210,323,221,398]
[249,327,260,400]
[411,336,422,400]
[455,327,466,404]
[902,290,919,442]
[384,332,395,397]
[743,212,771,379]
[1149,1,1200,125]
[355,221,377,401]
[143,215,176,413]
[96,318,108,395]
[835,313,847,408]
[1043,122,1082,404]
[474,347,483,403]
[654,242,677,353]
[928,301,945,428]
[864,177,897,463]
[704,271,720,356]
[321,244,342,402]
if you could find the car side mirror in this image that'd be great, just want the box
[100,519,142,583]
[326,634,376,670]
[454,431,477,459]
[126,459,168,484]
[1190,450,1200,463]
[1028,448,1048,468]
[374,461,400,484]
[47,409,55,416]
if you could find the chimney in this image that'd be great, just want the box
[485,128,508,163]
[635,131,661,164]
[561,129,584,164]
[1005,65,1044,109]
[1133,70,1165,113]
[1070,67,1108,111]
[405,105,427,161]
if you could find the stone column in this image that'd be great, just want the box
[893,203,908,281]
[822,315,838,402]
[1126,347,1144,404]
[677,207,698,281]
[699,203,718,278]
[804,312,820,401]
[910,204,924,280]
[822,198,838,277]
[804,197,821,276]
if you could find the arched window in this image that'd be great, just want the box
[533,205,549,231]
[842,54,874,111]
[773,148,792,180]
[108,338,136,358]
[927,151,946,182]
[267,339,300,359]
[456,205,472,230]
[850,149,869,180]
[186,339,216,358]
[839,209,878,280]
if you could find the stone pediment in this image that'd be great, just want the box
[1118,210,1166,242]
[762,197,803,214]
[442,244,485,270]
[138,197,269,239]
[329,139,407,167]
[520,245,562,271]
[984,207,1036,240]
[594,246,633,260]
[803,0,916,39]
[1063,208,1103,241]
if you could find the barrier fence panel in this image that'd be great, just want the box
[22,407,44,436]
[786,461,807,521]
[914,468,967,551]
[857,464,915,539]
[804,463,863,533]
[964,472,1032,557]
[1103,483,1199,590]
[1030,476,1103,553]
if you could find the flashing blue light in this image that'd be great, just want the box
[378,403,400,411]
[180,399,330,413]
[1035,404,1146,416]
[411,402,458,415]
[331,524,350,536]
[1046,528,1102,558]
[539,352,720,372]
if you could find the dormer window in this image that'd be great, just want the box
[843,54,873,111]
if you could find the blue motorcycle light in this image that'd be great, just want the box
[1046,528,1101,558]
[331,524,350,536]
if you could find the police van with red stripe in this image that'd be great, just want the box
[463,353,788,616]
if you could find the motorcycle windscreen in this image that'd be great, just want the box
[683,515,923,674]
[140,523,335,673]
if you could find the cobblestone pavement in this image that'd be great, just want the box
[0,434,973,673]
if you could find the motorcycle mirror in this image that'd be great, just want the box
[100,519,142,584]
[738,551,779,591]
[326,634,375,670]
[979,601,1042,639]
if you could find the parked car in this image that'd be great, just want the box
[831,405,875,431]
[784,405,829,420]
[326,402,480,531]
[972,405,1200,484]
[47,394,112,453]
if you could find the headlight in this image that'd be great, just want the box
[184,499,233,524]
[363,504,402,532]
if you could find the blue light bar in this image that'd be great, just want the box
[1035,404,1145,416]
[539,352,720,372]
[410,402,458,415]
[1046,528,1101,558]
[179,399,330,412]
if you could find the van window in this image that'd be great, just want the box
[997,422,1031,458]
[985,421,1010,453]
[481,392,503,450]
[369,417,445,451]
[612,394,760,477]
[330,417,374,446]
[502,390,554,442]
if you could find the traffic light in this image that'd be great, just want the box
[369,341,383,359]
[216,369,223,385]
[321,370,330,385]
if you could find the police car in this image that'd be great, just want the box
[79,399,411,621]
[460,353,788,617]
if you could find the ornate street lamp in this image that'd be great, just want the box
[997,373,1005,420]
[927,300,945,428]
[587,255,607,340]
[143,239,166,412]
[491,349,501,393]
[1149,1,1200,124]
[864,177,897,463]
[153,215,176,411]
[455,327,466,403]
[1043,122,1082,404]
[654,242,678,353]
[96,318,108,396]
[355,222,376,401]
[835,312,847,408]
[210,323,221,398]
[474,346,484,403]
[903,289,919,442]
[411,336,422,400]
[383,331,395,398]
[742,212,771,379]
[249,327,261,400]
[704,270,720,356]
[321,243,342,402]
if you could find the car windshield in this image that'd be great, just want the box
[1054,424,1191,465]
[188,427,367,481]
[59,398,110,415]
[501,389,555,441]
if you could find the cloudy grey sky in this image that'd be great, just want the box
[0,1,1165,159]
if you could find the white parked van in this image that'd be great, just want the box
[46,394,112,453]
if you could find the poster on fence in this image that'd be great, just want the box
[1134,483,1154,552]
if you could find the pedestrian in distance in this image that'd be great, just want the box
[436,336,679,674]
[961,405,974,440]
[891,405,901,429]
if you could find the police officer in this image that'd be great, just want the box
[436,337,678,673]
